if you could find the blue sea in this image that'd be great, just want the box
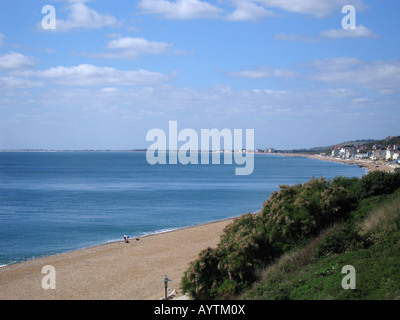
[0,152,366,266]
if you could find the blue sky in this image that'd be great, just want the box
[0,0,399,150]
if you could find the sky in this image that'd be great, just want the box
[0,0,399,150]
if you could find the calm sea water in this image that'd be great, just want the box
[0,152,366,266]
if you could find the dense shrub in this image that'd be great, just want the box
[314,222,363,258]
[260,177,353,248]
[181,247,221,300]
[182,171,400,300]
[183,177,354,299]
[242,186,400,300]
[355,170,400,201]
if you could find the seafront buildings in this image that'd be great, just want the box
[330,145,399,162]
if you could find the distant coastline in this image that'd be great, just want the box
[0,151,370,299]
[0,149,148,153]
[3,149,396,173]
[273,152,398,173]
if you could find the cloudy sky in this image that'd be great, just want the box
[0,0,399,150]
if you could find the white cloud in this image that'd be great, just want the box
[82,36,191,59]
[53,2,120,31]
[277,25,377,42]
[226,66,297,79]
[319,25,377,39]
[306,58,400,90]
[0,76,42,90]
[105,37,170,58]
[225,1,275,21]
[98,87,120,94]
[225,58,400,93]
[138,0,222,19]
[14,64,168,87]
[0,52,37,70]
[0,77,394,149]
[257,0,366,18]
[138,0,367,21]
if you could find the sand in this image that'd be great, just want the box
[2,154,396,300]
[0,218,234,300]
[274,153,398,173]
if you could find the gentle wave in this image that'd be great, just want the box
[0,152,365,266]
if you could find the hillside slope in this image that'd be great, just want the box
[240,188,400,300]
[182,171,400,300]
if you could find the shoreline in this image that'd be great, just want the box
[0,217,239,269]
[272,152,398,173]
[0,217,236,300]
[1,154,396,300]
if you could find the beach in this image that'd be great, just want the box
[274,153,398,173]
[0,153,377,300]
[0,218,234,300]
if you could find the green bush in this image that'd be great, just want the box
[242,187,400,300]
[182,172,400,300]
[314,222,363,258]
[355,170,400,201]
[182,177,356,299]
[182,247,221,300]
[260,178,353,247]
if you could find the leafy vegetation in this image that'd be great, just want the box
[181,171,400,300]
[241,188,400,300]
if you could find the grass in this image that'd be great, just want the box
[239,188,400,300]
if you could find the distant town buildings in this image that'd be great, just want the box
[331,144,399,162]
[217,149,255,153]
[331,146,358,159]
[253,137,400,164]
[255,148,275,153]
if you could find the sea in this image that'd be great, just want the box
[0,152,366,267]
